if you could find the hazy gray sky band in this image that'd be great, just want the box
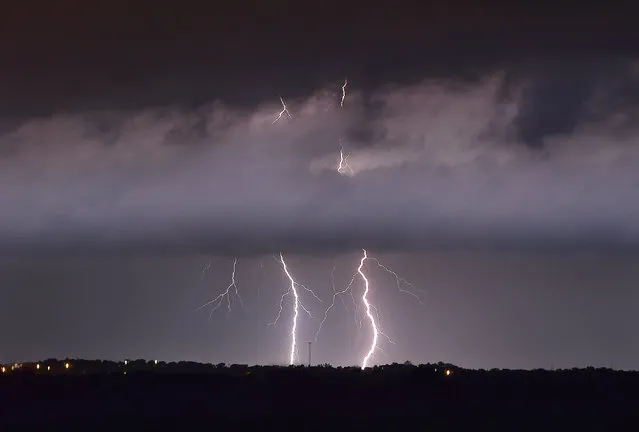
[1,66,639,254]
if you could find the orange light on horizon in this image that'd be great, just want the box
[445,369,452,376]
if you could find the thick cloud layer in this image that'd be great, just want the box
[2,66,639,255]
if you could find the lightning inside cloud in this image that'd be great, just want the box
[272,96,293,124]
[340,78,348,107]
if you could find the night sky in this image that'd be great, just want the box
[1,1,639,369]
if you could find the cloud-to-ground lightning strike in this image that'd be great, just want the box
[199,86,423,366]
[280,254,300,365]
[196,257,244,319]
[268,253,323,365]
[272,96,292,123]
[313,249,419,365]
[315,260,391,363]
[358,249,379,369]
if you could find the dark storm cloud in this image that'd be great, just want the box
[2,64,639,255]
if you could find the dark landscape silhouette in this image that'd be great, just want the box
[1,359,638,427]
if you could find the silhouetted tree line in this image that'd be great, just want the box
[1,359,638,427]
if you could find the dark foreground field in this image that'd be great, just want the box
[1,360,638,428]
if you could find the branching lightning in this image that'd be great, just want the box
[358,249,378,369]
[268,253,322,365]
[337,143,354,176]
[272,96,292,123]
[196,257,244,319]
[196,84,426,368]
[314,262,354,343]
[368,257,425,305]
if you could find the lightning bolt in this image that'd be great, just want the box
[314,262,354,343]
[368,257,425,305]
[340,78,348,107]
[358,249,378,369]
[337,141,354,176]
[196,257,244,319]
[337,79,354,176]
[272,96,292,124]
[268,253,322,365]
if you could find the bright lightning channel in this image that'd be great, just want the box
[337,145,354,176]
[268,253,322,365]
[315,250,422,351]
[196,257,244,319]
[340,78,348,107]
[358,249,378,369]
[281,254,300,366]
[272,96,292,124]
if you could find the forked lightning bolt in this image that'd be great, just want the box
[315,251,422,348]
[314,262,354,343]
[196,257,244,319]
[272,96,292,123]
[268,253,322,365]
[337,140,354,176]
[368,257,425,305]
[358,249,378,369]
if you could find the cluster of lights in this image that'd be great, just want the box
[0,362,70,373]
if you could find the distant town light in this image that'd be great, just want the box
[36,364,40,370]
[124,360,128,365]
[65,362,70,369]
[47,366,51,371]
[445,369,452,376]
[1,366,5,373]
[154,360,158,365]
